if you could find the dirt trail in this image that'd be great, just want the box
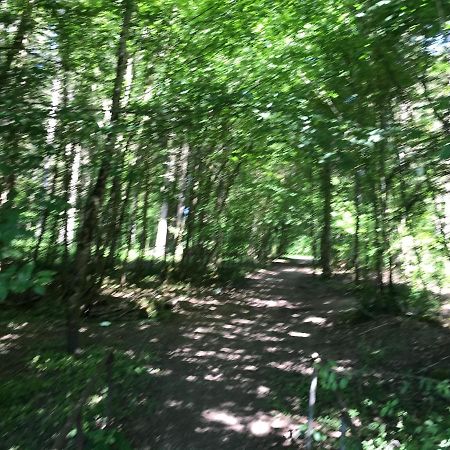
[137,259,355,449]
[1,259,448,449]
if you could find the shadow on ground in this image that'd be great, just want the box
[1,258,449,449]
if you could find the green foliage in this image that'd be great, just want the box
[216,259,261,286]
[0,208,55,301]
[0,348,156,449]
[1,0,449,304]
[0,262,55,300]
[271,362,450,449]
[285,236,314,257]
[319,362,351,392]
[1,2,450,448]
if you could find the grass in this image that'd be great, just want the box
[0,347,157,449]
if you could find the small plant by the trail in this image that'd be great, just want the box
[270,360,450,449]
[138,297,176,320]
[334,278,444,324]
[0,208,55,302]
[216,259,261,286]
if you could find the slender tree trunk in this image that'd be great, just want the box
[165,144,189,259]
[395,152,427,290]
[123,188,138,262]
[153,146,177,258]
[204,162,241,266]
[388,254,394,292]
[65,0,133,354]
[139,176,150,258]
[320,159,332,277]
[311,226,319,267]
[373,188,384,294]
[154,202,169,259]
[191,166,213,267]
[378,137,390,296]
[106,176,123,266]
[180,182,198,270]
[115,170,134,258]
[33,161,59,262]
[62,144,80,264]
[0,0,33,84]
[373,110,391,297]
[353,170,361,284]
[106,141,133,266]
[61,144,75,263]
[173,143,190,259]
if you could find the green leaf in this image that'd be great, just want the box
[339,378,349,390]
[67,429,77,439]
[33,285,46,296]
[313,431,325,441]
[440,143,450,160]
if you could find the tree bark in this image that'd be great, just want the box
[33,160,59,262]
[65,0,134,354]
[320,159,332,277]
[0,0,33,84]
[139,175,151,258]
[353,170,361,284]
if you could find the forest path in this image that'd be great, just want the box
[136,258,354,449]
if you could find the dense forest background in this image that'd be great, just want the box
[1,0,450,448]
[1,0,449,341]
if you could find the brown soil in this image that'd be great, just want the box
[1,258,449,449]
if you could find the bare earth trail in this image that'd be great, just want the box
[2,259,448,448]
[135,259,357,449]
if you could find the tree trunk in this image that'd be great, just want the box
[204,161,241,266]
[106,140,133,267]
[153,146,177,258]
[0,0,33,84]
[153,202,169,259]
[33,160,59,262]
[115,170,134,259]
[65,0,133,354]
[173,143,190,260]
[139,176,151,258]
[353,170,361,284]
[62,144,80,264]
[373,189,384,294]
[319,159,332,278]
[123,188,138,262]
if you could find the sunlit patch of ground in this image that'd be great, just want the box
[1,259,449,449]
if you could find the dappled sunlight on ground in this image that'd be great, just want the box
[1,258,449,449]
[0,332,21,355]
[116,260,359,448]
[200,407,300,439]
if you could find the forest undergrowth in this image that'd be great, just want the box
[1,259,449,449]
[1,0,450,447]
